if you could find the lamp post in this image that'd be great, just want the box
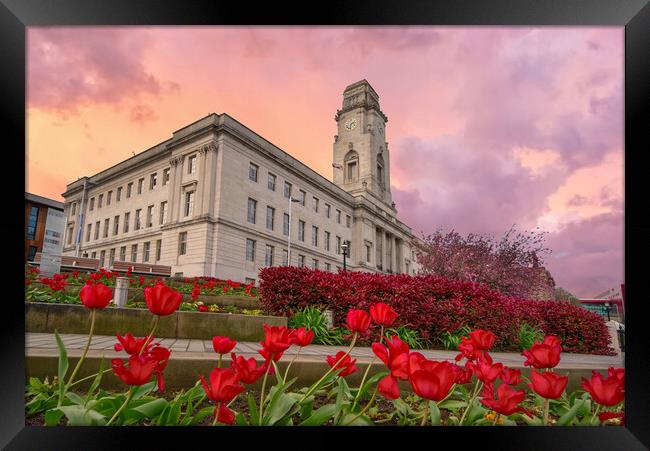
[341,240,350,271]
[287,196,301,266]
[604,301,611,322]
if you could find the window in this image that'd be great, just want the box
[66,224,73,245]
[266,206,275,230]
[124,212,130,233]
[28,246,37,261]
[27,206,39,240]
[160,201,168,225]
[135,209,142,230]
[131,244,138,262]
[325,231,331,251]
[336,209,341,224]
[163,168,170,185]
[265,245,274,266]
[284,181,292,199]
[155,239,162,261]
[107,191,112,205]
[366,243,372,262]
[146,205,154,227]
[298,190,306,206]
[267,173,276,191]
[119,246,126,261]
[103,218,109,238]
[185,191,194,217]
[312,226,318,247]
[312,258,319,270]
[249,163,258,182]
[99,250,105,268]
[298,255,305,268]
[71,202,76,216]
[85,223,92,242]
[98,194,103,208]
[137,178,144,195]
[313,197,319,212]
[247,198,257,224]
[282,249,288,266]
[346,215,351,228]
[325,262,331,272]
[91,251,97,259]
[325,203,331,218]
[336,236,341,255]
[150,173,157,190]
[245,238,255,262]
[109,248,115,266]
[337,266,342,272]
[347,160,358,181]
[298,220,305,242]
[283,213,290,236]
[143,242,151,262]
[117,186,122,201]
[179,232,187,255]
[94,221,100,240]
[127,183,133,198]
[89,197,95,211]
[188,155,197,175]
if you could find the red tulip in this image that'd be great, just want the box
[409,360,457,402]
[522,336,562,369]
[500,367,522,386]
[260,324,292,357]
[112,355,157,386]
[345,309,371,334]
[145,283,183,316]
[469,358,503,385]
[230,353,267,384]
[191,286,201,300]
[214,403,236,425]
[481,383,527,416]
[369,303,398,327]
[114,333,152,355]
[469,329,496,351]
[199,368,244,403]
[581,370,625,406]
[326,351,358,377]
[289,327,315,347]
[378,374,401,400]
[455,336,484,362]
[529,368,568,399]
[599,411,624,425]
[257,346,285,365]
[608,367,624,384]
[147,345,171,392]
[79,282,113,309]
[453,364,473,385]
[372,336,410,380]
[198,305,208,312]
[212,336,237,355]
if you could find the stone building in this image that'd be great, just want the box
[61,80,420,283]
[25,192,64,261]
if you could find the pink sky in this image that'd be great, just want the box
[25,27,624,297]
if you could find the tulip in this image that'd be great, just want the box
[599,411,624,425]
[608,367,625,384]
[455,336,484,362]
[453,364,473,385]
[500,367,522,386]
[369,303,398,327]
[409,360,456,402]
[79,282,113,309]
[326,351,358,377]
[114,333,152,355]
[468,354,503,385]
[372,336,410,380]
[199,368,245,403]
[581,370,625,406]
[147,345,171,392]
[214,403,236,425]
[112,355,157,386]
[481,383,526,416]
[289,327,315,347]
[522,336,562,369]
[230,353,267,384]
[260,324,292,355]
[469,329,496,351]
[212,336,238,355]
[529,368,568,399]
[345,309,371,334]
[378,374,401,400]
[145,283,183,316]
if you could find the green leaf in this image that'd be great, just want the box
[271,360,284,385]
[465,402,488,425]
[517,412,543,426]
[54,330,68,402]
[438,400,467,410]
[357,371,388,402]
[446,415,460,426]
[131,381,157,400]
[339,413,373,426]
[557,399,585,426]
[44,408,64,426]
[298,396,314,420]
[265,393,297,425]
[59,405,106,426]
[132,398,168,418]
[429,401,441,426]
[299,404,339,426]
[247,392,260,425]
[166,397,183,425]
[65,392,85,405]
[191,406,216,425]
[235,412,248,426]
[86,359,105,402]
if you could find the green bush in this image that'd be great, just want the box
[385,325,424,350]
[289,306,346,346]
[439,325,471,350]
[518,322,544,350]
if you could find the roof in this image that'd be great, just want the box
[25,192,64,210]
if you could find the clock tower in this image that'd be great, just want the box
[333,80,393,209]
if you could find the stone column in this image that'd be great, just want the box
[167,156,180,223]
[113,276,130,307]
[384,231,390,273]
[392,236,400,273]
[171,155,186,223]
[201,142,218,217]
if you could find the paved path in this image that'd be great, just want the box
[25,332,623,369]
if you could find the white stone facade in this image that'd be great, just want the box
[62,80,421,283]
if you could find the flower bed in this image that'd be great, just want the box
[258,267,615,355]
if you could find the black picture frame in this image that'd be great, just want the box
[2,0,649,449]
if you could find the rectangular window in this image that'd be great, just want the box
[336,210,341,224]
[283,213,290,236]
[188,155,197,175]
[108,248,115,266]
[267,173,276,191]
[127,183,133,198]
[265,245,274,267]
[325,203,331,218]
[160,201,168,224]
[346,215,352,228]
[98,194,103,208]
[124,212,130,233]
[94,221,100,240]
[312,258,319,270]
[119,246,126,261]
[284,181,292,199]
[131,244,138,262]
[112,216,119,235]
[179,232,187,256]
[325,262,331,272]
[298,189,306,206]
[135,209,142,230]
[185,191,194,217]
[85,223,92,242]
[137,178,144,194]
[28,246,37,261]
[27,206,39,240]
[266,206,275,231]
[117,186,122,202]
[71,202,76,216]
[325,231,331,251]
[89,197,95,211]
[246,238,255,262]
[312,226,318,247]
[298,255,305,268]
[247,198,257,224]
[163,168,170,185]
[99,250,105,268]
[146,205,154,227]
[91,251,96,259]
[143,242,151,262]
[155,239,162,261]
[107,191,112,205]
[103,218,109,238]
[249,163,258,182]
[336,236,341,255]
[366,244,372,262]
[66,224,73,245]
[150,173,157,190]
[298,220,305,242]
[313,197,319,213]
[282,249,288,266]
[347,161,357,180]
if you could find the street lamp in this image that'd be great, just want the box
[341,240,350,271]
[604,301,612,321]
[287,196,301,266]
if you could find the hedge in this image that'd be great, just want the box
[258,267,615,355]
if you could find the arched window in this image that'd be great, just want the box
[377,153,385,190]
[344,150,359,182]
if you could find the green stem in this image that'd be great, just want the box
[493,413,500,426]
[421,401,429,426]
[350,327,383,411]
[343,387,378,426]
[218,354,222,369]
[106,388,134,426]
[212,402,222,426]
[139,315,160,356]
[258,363,271,425]
[283,348,301,382]
[591,404,602,425]
[61,309,96,406]
[543,398,550,426]
[459,380,483,425]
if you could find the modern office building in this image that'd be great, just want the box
[25,192,65,261]
[61,80,420,283]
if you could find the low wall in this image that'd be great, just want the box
[25,302,285,341]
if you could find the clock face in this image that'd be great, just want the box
[345,118,357,131]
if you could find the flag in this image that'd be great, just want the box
[332,163,343,170]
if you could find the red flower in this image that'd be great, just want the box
[289,327,315,347]
[112,355,157,386]
[581,369,625,406]
[529,368,568,399]
[468,357,503,385]
[522,336,562,369]
[145,283,183,316]
[378,374,401,400]
[409,360,457,402]
[214,403,236,425]
[212,336,237,355]
[453,364,473,385]
[147,345,171,392]
[500,367,522,386]
[198,305,208,312]
[230,353,267,384]
[372,336,410,380]
[608,367,624,384]
[71,270,79,279]
[469,329,496,351]
[369,302,398,327]
[114,333,152,355]
[260,324,292,355]
[455,336,484,362]
[191,286,201,300]
[481,383,526,416]
[139,275,145,287]
[89,272,102,281]
[326,351,358,377]
[79,282,113,309]
[257,346,284,366]
[199,368,244,403]
[599,411,624,425]
[345,309,371,334]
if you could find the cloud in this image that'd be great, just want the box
[130,104,158,125]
